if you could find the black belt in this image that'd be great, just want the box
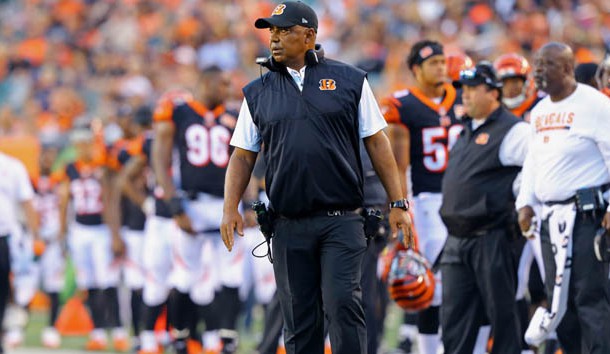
[277,209,359,219]
[544,196,577,206]
[184,190,203,200]
[544,183,610,207]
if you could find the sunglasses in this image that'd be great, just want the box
[459,68,499,87]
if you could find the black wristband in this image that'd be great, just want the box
[168,196,185,216]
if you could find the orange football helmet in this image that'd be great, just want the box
[493,53,531,80]
[494,53,534,108]
[447,53,474,82]
[387,248,435,313]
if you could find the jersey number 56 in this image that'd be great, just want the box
[422,125,463,172]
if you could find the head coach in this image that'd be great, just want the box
[220,1,412,354]
[438,62,530,352]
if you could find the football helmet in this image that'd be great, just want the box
[447,53,474,82]
[494,53,532,108]
[387,248,435,313]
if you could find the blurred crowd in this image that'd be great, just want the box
[0,0,609,150]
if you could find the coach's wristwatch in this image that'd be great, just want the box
[389,198,409,211]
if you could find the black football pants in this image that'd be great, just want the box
[540,212,610,353]
[272,213,367,354]
[440,228,521,354]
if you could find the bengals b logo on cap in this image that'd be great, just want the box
[319,79,336,91]
[272,4,286,15]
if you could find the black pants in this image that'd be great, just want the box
[0,236,9,340]
[272,213,367,354]
[360,235,386,354]
[257,291,284,354]
[540,212,610,353]
[440,229,521,354]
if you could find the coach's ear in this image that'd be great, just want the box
[304,27,316,45]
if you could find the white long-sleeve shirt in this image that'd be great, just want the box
[516,84,610,212]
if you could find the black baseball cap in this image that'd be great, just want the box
[255,1,318,31]
[453,62,503,89]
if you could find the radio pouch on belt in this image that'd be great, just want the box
[252,201,275,264]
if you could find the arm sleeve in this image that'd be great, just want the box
[230,98,262,152]
[14,160,34,202]
[359,78,388,138]
[499,121,530,166]
[515,128,539,210]
[592,96,610,211]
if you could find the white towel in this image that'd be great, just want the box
[525,203,577,346]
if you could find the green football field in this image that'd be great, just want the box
[19,305,404,354]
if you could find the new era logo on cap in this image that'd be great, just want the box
[255,1,318,30]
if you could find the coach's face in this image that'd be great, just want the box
[533,48,562,92]
[269,25,315,68]
[462,84,498,119]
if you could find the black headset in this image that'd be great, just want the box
[256,45,322,72]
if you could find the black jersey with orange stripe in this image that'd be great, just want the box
[153,90,237,197]
[113,136,149,231]
[33,174,61,239]
[62,160,106,225]
[117,131,172,219]
[381,83,464,196]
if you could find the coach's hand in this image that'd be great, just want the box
[221,209,244,252]
[518,206,536,239]
[174,213,196,235]
[602,212,610,231]
[389,208,414,248]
